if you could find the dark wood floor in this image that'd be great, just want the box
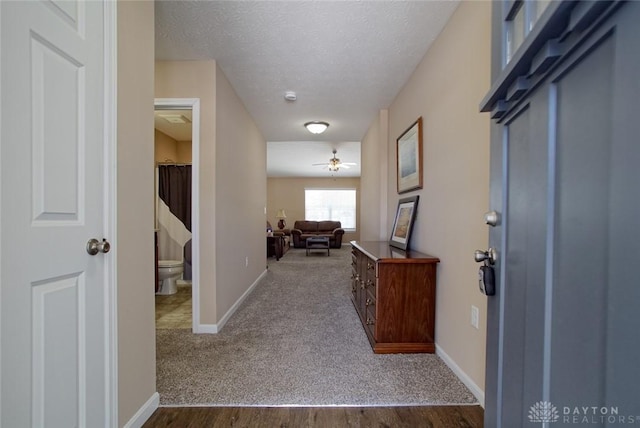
[143,405,484,427]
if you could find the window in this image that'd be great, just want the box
[305,189,356,231]
[504,0,552,66]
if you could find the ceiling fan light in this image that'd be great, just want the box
[304,121,329,134]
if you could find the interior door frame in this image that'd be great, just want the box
[154,98,201,332]
[105,2,118,425]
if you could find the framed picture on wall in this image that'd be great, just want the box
[389,195,419,250]
[396,117,423,194]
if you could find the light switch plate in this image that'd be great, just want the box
[471,305,480,329]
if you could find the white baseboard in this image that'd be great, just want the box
[195,323,218,334]
[436,345,485,407]
[194,269,267,334]
[123,392,159,428]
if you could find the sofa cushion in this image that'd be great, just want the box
[293,220,319,232]
[317,221,341,232]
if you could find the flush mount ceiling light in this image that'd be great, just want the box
[158,114,191,124]
[304,121,329,134]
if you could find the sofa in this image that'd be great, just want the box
[291,220,345,249]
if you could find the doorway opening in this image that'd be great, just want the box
[153,98,201,332]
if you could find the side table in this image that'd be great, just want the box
[267,235,284,260]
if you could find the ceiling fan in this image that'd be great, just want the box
[312,149,357,172]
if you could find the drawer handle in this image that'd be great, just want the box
[365,279,374,288]
[360,280,365,290]
[367,263,374,271]
[366,298,374,307]
[366,318,375,325]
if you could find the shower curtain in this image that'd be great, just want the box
[157,165,192,280]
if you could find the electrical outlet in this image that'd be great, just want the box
[471,305,479,329]
[245,256,249,267]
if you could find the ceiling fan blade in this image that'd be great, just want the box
[342,162,357,166]
[312,163,329,166]
[340,164,351,169]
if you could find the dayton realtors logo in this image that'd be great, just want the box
[528,401,560,423]
[528,402,640,425]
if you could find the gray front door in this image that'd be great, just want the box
[482,2,640,426]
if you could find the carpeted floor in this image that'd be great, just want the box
[156,245,478,406]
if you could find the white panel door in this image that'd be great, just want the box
[1,1,111,427]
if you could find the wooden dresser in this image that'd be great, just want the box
[350,241,439,353]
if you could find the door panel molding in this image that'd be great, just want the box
[30,31,85,224]
[31,273,85,427]
[45,0,85,35]
[541,82,557,405]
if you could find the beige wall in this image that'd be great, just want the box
[360,110,388,241]
[176,140,192,163]
[155,61,267,326]
[117,0,156,425]
[215,64,267,316]
[363,1,491,396]
[155,60,218,323]
[154,129,192,163]
[267,177,361,243]
[154,129,177,162]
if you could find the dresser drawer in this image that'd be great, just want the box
[363,277,375,298]
[365,292,376,320]
[365,258,376,277]
[364,305,376,337]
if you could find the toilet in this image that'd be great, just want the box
[156,260,184,295]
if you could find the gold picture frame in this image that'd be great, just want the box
[396,117,423,194]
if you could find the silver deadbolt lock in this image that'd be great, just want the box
[87,238,111,256]
[484,211,500,227]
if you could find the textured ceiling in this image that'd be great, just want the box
[155,0,460,176]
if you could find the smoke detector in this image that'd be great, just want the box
[284,91,297,101]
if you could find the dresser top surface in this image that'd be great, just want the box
[350,241,440,263]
